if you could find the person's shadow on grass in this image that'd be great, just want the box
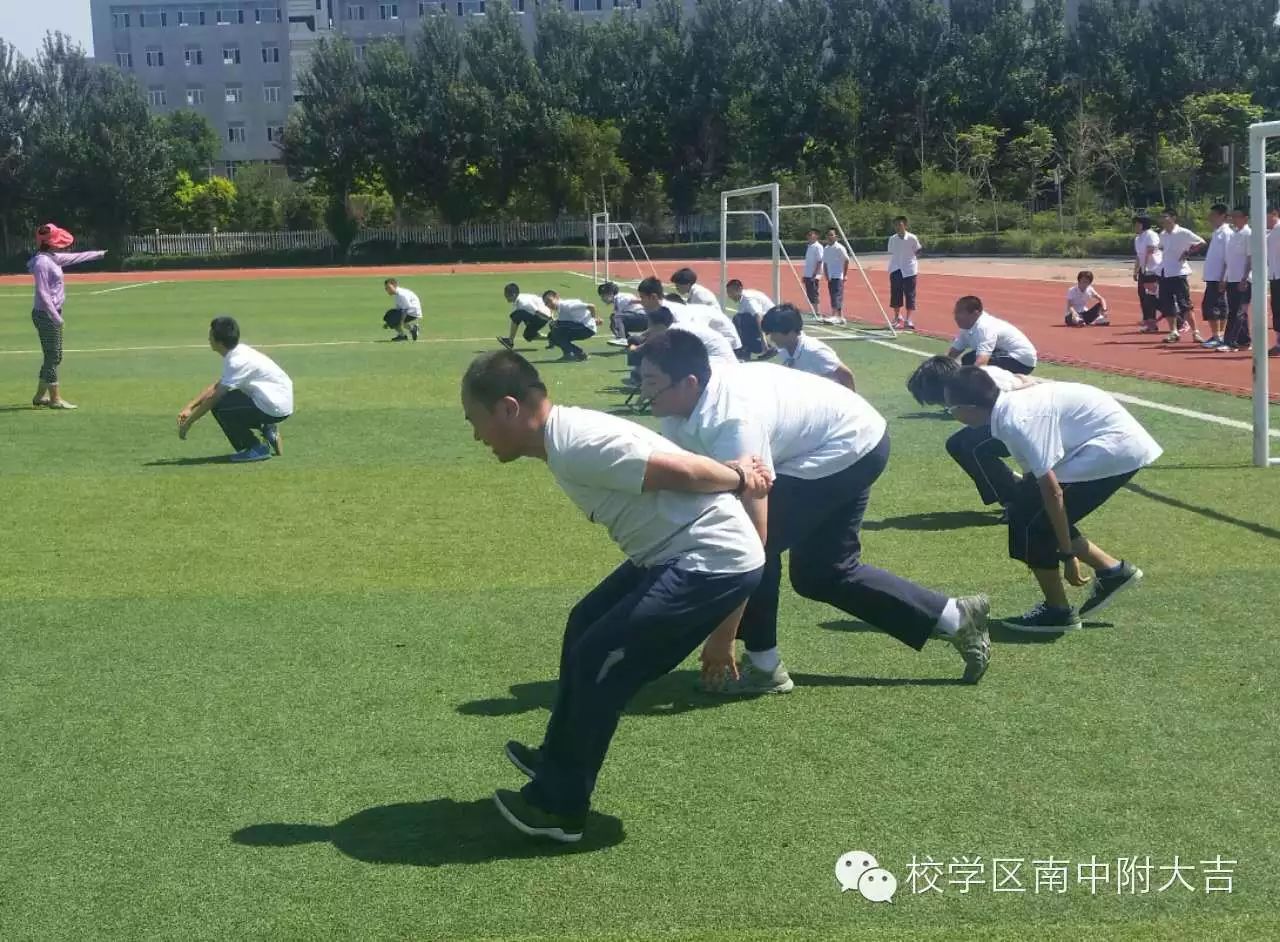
[144,454,234,466]
[458,669,747,717]
[863,510,1000,531]
[232,796,624,865]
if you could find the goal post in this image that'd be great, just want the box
[720,183,781,304]
[1248,119,1280,468]
[591,212,658,285]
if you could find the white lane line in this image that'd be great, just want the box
[89,281,164,295]
[0,336,505,356]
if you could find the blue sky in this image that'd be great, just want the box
[0,0,94,60]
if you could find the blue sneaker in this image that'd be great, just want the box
[262,423,282,456]
[230,443,271,463]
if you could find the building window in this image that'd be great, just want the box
[223,160,240,178]
[263,84,281,102]
[185,47,204,66]
[223,46,241,64]
[353,44,365,61]
[266,124,284,143]
[147,88,167,106]
[379,3,398,19]
[145,48,165,67]
[217,9,245,25]
[457,1,485,14]
[262,44,280,63]
[262,7,283,22]
[419,1,444,13]
[187,87,205,105]
[225,85,243,103]
[227,124,247,144]
[199,10,207,24]
[112,12,130,28]
[138,11,148,26]
[346,4,366,19]
[115,52,133,67]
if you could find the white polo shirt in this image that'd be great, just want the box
[1134,229,1162,275]
[734,288,774,319]
[612,291,644,315]
[669,322,739,371]
[219,343,294,417]
[556,299,597,332]
[666,299,742,350]
[822,242,851,280]
[981,365,1040,393]
[686,283,719,306]
[780,333,843,378]
[660,363,886,481]
[544,406,764,574]
[990,382,1162,483]
[1066,284,1103,313]
[951,312,1038,369]
[1225,226,1251,282]
[887,232,922,277]
[1158,226,1204,278]
[803,241,824,279]
[513,293,551,317]
[1268,225,1280,277]
[391,286,422,317]
[1203,223,1232,282]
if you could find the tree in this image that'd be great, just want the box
[537,115,629,218]
[957,124,1004,231]
[1007,121,1056,207]
[156,109,219,181]
[1154,133,1201,208]
[0,39,34,258]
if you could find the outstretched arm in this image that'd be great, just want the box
[51,250,107,268]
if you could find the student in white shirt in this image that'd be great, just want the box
[597,281,647,342]
[760,303,855,390]
[1132,214,1163,332]
[1156,208,1206,344]
[945,368,1160,632]
[906,354,1040,515]
[671,267,719,306]
[726,279,775,360]
[1199,204,1233,347]
[499,282,553,350]
[643,305,738,371]
[1267,207,1280,357]
[821,228,851,322]
[381,278,422,342]
[461,350,768,843]
[1220,207,1253,352]
[176,316,293,463]
[639,333,993,691]
[635,277,741,352]
[947,295,1038,374]
[541,290,599,362]
[1063,271,1110,327]
[887,215,922,329]
[801,228,823,314]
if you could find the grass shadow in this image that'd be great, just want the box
[231,796,624,865]
[790,672,966,688]
[863,510,1000,531]
[144,454,235,466]
[458,669,735,718]
[1124,481,1280,541]
[0,405,46,414]
[897,410,957,421]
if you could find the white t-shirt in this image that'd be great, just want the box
[1134,229,1162,275]
[686,283,719,306]
[887,232,922,277]
[513,293,551,317]
[612,291,644,315]
[667,299,742,350]
[1203,223,1232,282]
[1225,226,1252,282]
[218,343,293,417]
[951,312,1038,369]
[990,382,1162,484]
[661,363,886,481]
[1066,284,1102,313]
[734,289,774,318]
[1158,226,1204,278]
[781,333,843,378]
[543,406,764,574]
[669,323,738,371]
[391,286,421,316]
[981,364,1036,392]
[556,299,597,332]
[822,242,851,280]
[1267,225,1280,277]
[803,242,824,278]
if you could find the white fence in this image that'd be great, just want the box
[127,215,734,256]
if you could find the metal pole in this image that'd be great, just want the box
[1248,124,1278,467]
[770,183,781,306]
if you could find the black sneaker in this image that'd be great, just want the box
[409,323,420,341]
[504,740,542,779]
[492,788,585,843]
[391,334,409,342]
[757,348,779,361]
[999,602,1082,633]
[497,337,514,350]
[1079,563,1143,617]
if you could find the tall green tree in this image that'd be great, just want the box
[0,39,34,257]
[155,109,219,182]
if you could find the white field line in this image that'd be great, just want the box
[88,281,164,295]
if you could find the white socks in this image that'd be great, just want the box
[933,598,961,638]
[747,647,781,671]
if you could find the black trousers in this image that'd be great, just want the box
[1158,276,1192,321]
[946,424,1019,506]
[960,351,1034,375]
[212,390,289,452]
[509,308,551,342]
[1224,282,1252,348]
[528,560,763,815]
[737,432,947,654]
[1272,280,1280,335]
[383,308,419,329]
[1007,470,1137,569]
[1137,274,1161,321]
[548,321,594,357]
[890,271,917,310]
[732,310,766,358]
[803,276,820,307]
[1202,282,1228,322]
[1066,303,1106,325]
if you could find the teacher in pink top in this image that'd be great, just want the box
[28,223,107,410]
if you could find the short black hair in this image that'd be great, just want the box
[637,276,664,298]
[384,277,398,287]
[955,295,984,316]
[1076,270,1094,283]
[597,281,618,298]
[541,289,559,305]
[1231,206,1249,216]
[806,228,820,236]
[665,292,684,303]
[1161,207,1178,218]
[639,329,711,389]
[462,350,547,409]
[761,303,803,335]
[210,315,240,349]
[894,215,908,224]
[726,278,743,291]
[647,305,675,328]
[1210,203,1229,215]
[504,282,520,298]
[1132,214,1152,230]
[944,365,1000,410]
[905,355,960,406]
[671,267,698,287]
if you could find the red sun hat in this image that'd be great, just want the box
[36,224,75,250]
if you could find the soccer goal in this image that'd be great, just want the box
[591,211,658,285]
[1248,119,1280,468]
[719,182,896,337]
